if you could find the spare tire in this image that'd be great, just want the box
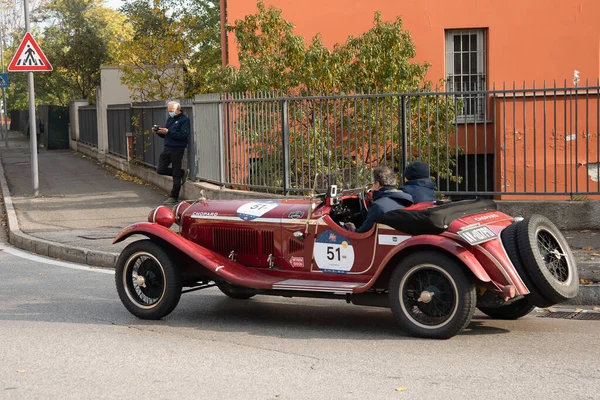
[500,223,554,308]
[515,215,579,303]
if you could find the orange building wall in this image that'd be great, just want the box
[495,92,600,199]
[223,0,600,86]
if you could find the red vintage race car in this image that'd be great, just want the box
[113,186,579,339]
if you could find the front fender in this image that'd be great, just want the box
[358,234,492,294]
[114,223,280,289]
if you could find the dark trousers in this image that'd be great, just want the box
[157,147,185,199]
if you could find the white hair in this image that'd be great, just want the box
[167,101,181,111]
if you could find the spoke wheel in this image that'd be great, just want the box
[115,240,182,319]
[389,252,476,339]
[516,215,579,304]
[501,224,553,308]
[537,230,569,282]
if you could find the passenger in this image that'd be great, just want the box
[345,166,413,233]
[399,161,436,203]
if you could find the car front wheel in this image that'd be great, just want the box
[389,252,476,339]
[115,240,182,319]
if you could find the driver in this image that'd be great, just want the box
[345,166,413,233]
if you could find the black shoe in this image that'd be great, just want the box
[163,197,178,205]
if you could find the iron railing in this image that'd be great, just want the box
[91,82,600,198]
[212,83,600,197]
[78,105,98,147]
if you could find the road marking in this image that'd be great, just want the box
[1,244,114,275]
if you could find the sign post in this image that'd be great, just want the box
[0,26,8,149]
[8,2,53,196]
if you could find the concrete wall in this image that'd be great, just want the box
[97,67,135,158]
[69,100,89,151]
[76,142,283,201]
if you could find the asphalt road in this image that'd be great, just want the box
[1,242,600,400]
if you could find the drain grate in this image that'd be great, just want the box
[538,310,600,320]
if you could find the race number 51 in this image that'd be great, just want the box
[314,230,355,273]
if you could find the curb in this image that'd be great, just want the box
[0,157,118,269]
[560,285,600,306]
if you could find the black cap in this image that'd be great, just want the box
[404,161,430,180]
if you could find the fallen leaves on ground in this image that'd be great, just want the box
[114,170,148,186]
[580,279,592,284]
[16,370,27,373]
[395,387,407,392]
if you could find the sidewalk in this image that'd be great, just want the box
[0,131,167,267]
[0,131,599,304]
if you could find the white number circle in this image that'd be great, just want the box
[237,201,278,220]
[313,230,355,273]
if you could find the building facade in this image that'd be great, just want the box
[220,0,600,198]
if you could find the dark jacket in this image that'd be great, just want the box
[400,178,436,203]
[159,112,190,149]
[356,186,413,233]
[26,116,44,136]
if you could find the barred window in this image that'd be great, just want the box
[445,29,487,121]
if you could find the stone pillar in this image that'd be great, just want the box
[96,86,107,161]
[69,99,89,151]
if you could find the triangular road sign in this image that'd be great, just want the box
[8,32,53,72]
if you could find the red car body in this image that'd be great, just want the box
[114,191,579,339]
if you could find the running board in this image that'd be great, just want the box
[271,279,364,293]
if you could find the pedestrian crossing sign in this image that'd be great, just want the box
[8,32,53,72]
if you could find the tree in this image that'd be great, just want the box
[3,0,130,108]
[116,0,221,101]
[215,1,461,192]
[35,0,129,104]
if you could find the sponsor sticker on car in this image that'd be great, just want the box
[290,257,304,268]
[287,210,305,219]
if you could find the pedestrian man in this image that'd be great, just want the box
[154,101,190,205]
[26,114,44,153]
[344,166,413,233]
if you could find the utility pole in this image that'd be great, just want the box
[24,0,39,196]
[0,23,8,148]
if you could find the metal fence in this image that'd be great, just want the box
[104,101,195,176]
[96,83,599,198]
[107,104,130,158]
[78,105,98,147]
[201,83,599,197]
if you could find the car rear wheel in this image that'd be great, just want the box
[478,297,536,320]
[389,252,476,339]
[516,215,579,304]
[115,240,182,319]
[218,283,256,300]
